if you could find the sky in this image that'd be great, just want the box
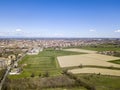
[0,0,120,38]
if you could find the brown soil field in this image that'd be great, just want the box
[68,68,120,76]
[57,49,120,68]
[64,48,97,54]
[57,54,120,68]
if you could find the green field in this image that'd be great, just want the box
[109,59,120,64]
[9,48,82,79]
[76,74,120,90]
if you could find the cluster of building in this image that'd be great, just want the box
[98,51,120,57]
[0,38,120,48]
[0,55,16,68]
[27,47,43,55]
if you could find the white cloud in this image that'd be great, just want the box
[54,33,64,36]
[0,32,11,36]
[0,32,5,36]
[15,28,22,32]
[114,30,120,33]
[89,29,96,32]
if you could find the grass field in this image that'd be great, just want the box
[76,74,120,90]
[109,59,120,64]
[9,48,82,79]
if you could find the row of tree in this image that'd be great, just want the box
[62,69,96,90]
[30,71,49,78]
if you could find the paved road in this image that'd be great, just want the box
[0,53,26,90]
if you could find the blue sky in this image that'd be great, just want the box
[0,0,120,38]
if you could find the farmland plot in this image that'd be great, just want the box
[68,68,120,76]
[57,49,120,68]
[64,48,97,54]
[57,54,120,68]
[84,54,120,61]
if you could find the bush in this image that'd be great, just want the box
[43,71,49,77]
[78,64,83,68]
[39,73,41,77]
[30,73,35,77]
[62,69,68,74]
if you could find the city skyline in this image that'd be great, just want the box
[0,0,120,38]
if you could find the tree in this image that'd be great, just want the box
[39,73,41,77]
[43,71,49,77]
[78,64,83,68]
[62,69,68,74]
[31,73,35,77]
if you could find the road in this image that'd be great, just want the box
[0,53,26,90]
[0,66,11,90]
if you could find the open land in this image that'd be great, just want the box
[57,54,120,68]
[58,48,120,89]
[3,47,120,90]
[69,67,120,76]
[57,48,120,76]
[58,49,120,68]
[63,48,97,54]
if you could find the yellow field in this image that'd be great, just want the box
[64,48,97,54]
[57,48,120,76]
[57,54,120,68]
[68,68,120,76]
[83,53,120,61]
